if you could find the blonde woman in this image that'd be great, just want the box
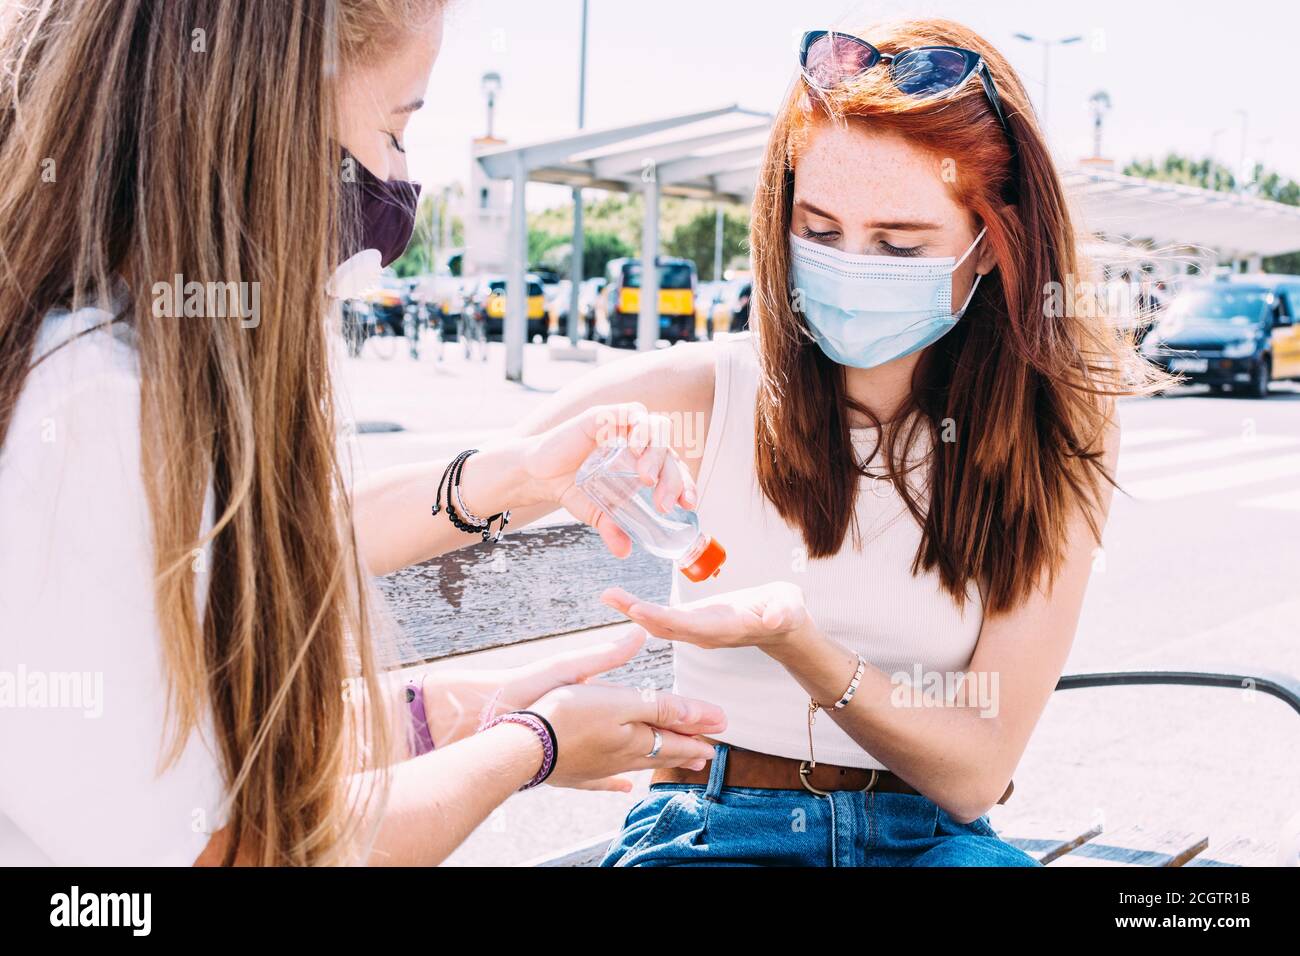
[0,0,723,866]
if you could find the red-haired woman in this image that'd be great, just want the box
[520,17,1162,866]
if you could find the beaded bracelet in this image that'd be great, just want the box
[432,449,511,542]
[481,710,557,790]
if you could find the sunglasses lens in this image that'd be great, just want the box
[891,49,972,96]
[803,33,876,89]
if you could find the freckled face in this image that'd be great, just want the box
[791,120,995,303]
[337,10,444,181]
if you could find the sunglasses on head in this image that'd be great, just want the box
[798,30,1019,172]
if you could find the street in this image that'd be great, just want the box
[345,340,1300,866]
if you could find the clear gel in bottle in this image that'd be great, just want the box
[575,443,726,581]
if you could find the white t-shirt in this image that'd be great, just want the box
[0,302,227,865]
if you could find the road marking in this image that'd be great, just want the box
[1118,428,1206,449]
[1240,488,1300,512]
[1120,453,1300,501]
[1118,434,1300,475]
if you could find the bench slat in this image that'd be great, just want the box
[1186,836,1278,867]
[1001,821,1104,864]
[523,833,615,868]
[379,522,670,665]
[1048,824,1208,867]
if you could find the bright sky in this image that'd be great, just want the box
[403,0,1299,208]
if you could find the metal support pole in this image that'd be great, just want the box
[441,185,452,250]
[568,193,584,343]
[712,203,724,281]
[505,154,528,382]
[637,176,660,351]
[567,0,589,345]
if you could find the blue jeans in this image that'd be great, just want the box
[601,743,1039,867]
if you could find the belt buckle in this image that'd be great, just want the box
[798,761,829,797]
[799,763,879,797]
[795,764,878,801]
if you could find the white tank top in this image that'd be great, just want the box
[671,332,984,769]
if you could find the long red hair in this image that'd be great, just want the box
[750,17,1166,614]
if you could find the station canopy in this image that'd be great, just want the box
[476,104,772,203]
[478,104,1300,256]
[1060,165,1300,260]
[476,104,1300,377]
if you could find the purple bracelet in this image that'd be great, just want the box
[404,675,436,757]
[483,710,557,790]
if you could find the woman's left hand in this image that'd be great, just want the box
[601,582,812,651]
[426,629,655,752]
[495,629,649,709]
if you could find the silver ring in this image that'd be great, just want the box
[645,728,663,759]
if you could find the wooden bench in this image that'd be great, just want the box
[379,522,1300,868]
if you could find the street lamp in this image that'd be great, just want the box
[481,71,502,139]
[1012,32,1082,128]
[1235,109,1250,191]
[1087,90,1110,159]
[1209,127,1225,163]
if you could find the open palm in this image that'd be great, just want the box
[601,581,810,650]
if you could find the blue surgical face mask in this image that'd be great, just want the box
[789,227,987,369]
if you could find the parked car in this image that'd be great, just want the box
[595,256,697,348]
[549,277,607,339]
[578,277,605,337]
[695,280,723,336]
[475,274,549,342]
[1140,273,1300,398]
[546,279,571,337]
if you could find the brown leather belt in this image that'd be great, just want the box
[653,743,1013,804]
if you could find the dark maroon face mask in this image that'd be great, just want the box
[341,147,421,267]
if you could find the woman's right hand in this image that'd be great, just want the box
[517,401,697,558]
[527,681,725,793]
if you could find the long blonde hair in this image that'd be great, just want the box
[0,0,441,864]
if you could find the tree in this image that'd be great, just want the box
[664,207,750,280]
[528,229,566,272]
[525,230,633,280]
[577,231,633,280]
[389,191,463,277]
[528,193,751,274]
[389,194,436,278]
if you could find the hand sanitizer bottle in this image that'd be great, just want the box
[575,443,726,581]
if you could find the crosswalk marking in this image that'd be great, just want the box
[1118,434,1300,475]
[1241,489,1300,512]
[1118,427,1205,450]
[1121,453,1300,502]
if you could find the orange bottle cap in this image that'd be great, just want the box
[679,536,726,582]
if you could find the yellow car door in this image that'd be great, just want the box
[1271,286,1300,379]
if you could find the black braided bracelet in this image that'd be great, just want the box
[432,449,511,542]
